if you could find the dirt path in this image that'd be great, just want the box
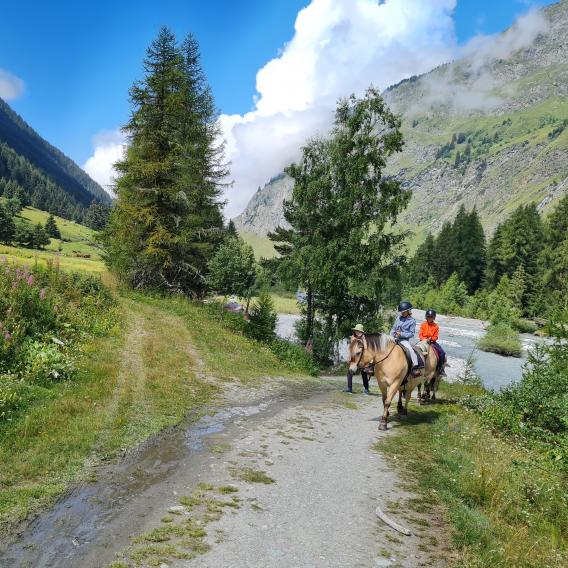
[177,386,449,568]
[1,382,448,568]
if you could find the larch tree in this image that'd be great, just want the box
[103,28,226,295]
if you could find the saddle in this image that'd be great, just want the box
[399,342,425,384]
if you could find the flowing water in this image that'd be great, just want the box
[276,310,546,391]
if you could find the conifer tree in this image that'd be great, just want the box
[408,233,435,285]
[103,27,226,295]
[451,206,485,293]
[431,222,454,284]
[85,202,111,230]
[0,204,15,243]
[32,223,50,249]
[226,219,238,239]
[45,214,61,239]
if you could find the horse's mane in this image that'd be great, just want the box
[365,333,394,352]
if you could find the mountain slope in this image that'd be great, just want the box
[234,0,568,242]
[0,97,110,220]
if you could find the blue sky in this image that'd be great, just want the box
[0,0,557,212]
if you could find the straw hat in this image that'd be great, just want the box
[352,323,365,333]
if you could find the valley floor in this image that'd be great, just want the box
[2,293,565,567]
[0,294,450,568]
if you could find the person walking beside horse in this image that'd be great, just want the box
[343,324,371,395]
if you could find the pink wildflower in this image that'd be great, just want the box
[27,275,34,286]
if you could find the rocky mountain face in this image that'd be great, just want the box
[234,0,568,243]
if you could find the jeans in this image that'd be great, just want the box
[346,370,370,390]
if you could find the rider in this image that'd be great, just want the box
[419,309,447,376]
[343,323,371,395]
[391,301,423,377]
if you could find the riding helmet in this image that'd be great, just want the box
[425,309,436,319]
[397,300,413,313]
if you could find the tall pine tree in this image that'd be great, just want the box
[103,28,226,295]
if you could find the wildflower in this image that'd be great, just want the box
[39,288,47,300]
[4,332,11,341]
[27,275,34,286]
[51,337,65,346]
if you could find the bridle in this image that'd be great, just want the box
[351,334,398,370]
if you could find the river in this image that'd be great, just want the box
[276,309,545,391]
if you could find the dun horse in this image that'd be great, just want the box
[348,333,438,430]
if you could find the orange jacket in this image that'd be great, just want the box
[419,321,439,342]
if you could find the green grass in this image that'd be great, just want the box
[239,231,277,259]
[0,206,105,273]
[132,292,310,382]
[374,382,568,567]
[0,297,217,530]
[231,466,275,484]
[477,324,522,357]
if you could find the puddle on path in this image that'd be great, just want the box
[0,386,327,568]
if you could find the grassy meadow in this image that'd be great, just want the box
[0,207,105,273]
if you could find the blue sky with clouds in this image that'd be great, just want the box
[0,0,556,214]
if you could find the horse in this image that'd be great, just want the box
[416,342,443,402]
[348,333,438,430]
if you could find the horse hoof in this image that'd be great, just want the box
[378,422,388,431]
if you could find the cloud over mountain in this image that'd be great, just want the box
[222,0,459,217]
[0,69,24,100]
[222,0,548,218]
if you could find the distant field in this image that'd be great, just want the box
[240,231,277,259]
[1,207,105,273]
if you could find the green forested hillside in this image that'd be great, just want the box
[0,97,111,221]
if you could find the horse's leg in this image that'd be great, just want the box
[397,390,404,415]
[417,383,423,404]
[379,383,399,431]
[432,376,437,401]
[404,386,413,415]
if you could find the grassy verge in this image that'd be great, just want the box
[477,323,522,357]
[374,382,568,567]
[0,298,217,530]
[132,292,312,382]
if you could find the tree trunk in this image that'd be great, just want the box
[306,287,314,343]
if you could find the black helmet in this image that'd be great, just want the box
[398,300,413,313]
[426,309,436,319]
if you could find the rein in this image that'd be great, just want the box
[354,335,397,369]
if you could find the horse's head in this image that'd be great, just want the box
[348,334,370,373]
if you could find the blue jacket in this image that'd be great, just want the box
[391,315,416,341]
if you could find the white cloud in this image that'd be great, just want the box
[222,0,459,217]
[406,8,548,116]
[0,69,24,100]
[222,0,549,218]
[82,130,126,197]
